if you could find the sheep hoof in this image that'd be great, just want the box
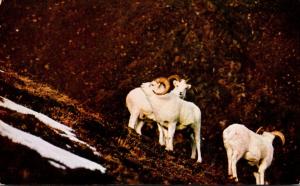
[228,175,236,181]
[128,124,135,129]
[159,141,165,146]
[165,147,173,151]
[127,127,135,135]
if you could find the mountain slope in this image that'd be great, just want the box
[0,70,228,184]
[0,0,299,184]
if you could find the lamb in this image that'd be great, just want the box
[126,75,191,146]
[223,123,285,185]
[140,78,202,163]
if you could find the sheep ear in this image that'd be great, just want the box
[173,80,178,86]
[187,84,191,89]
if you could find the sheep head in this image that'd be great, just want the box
[166,74,192,99]
[172,79,191,99]
[256,127,285,145]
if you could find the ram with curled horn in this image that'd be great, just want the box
[125,75,192,147]
[140,79,202,163]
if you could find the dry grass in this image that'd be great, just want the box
[2,71,104,122]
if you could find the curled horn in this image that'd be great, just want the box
[167,74,181,82]
[271,131,285,145]
[256,126,263,134]
[153,77,171,95]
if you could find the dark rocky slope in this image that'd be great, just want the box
[0,0,299,184]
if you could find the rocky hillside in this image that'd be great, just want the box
[0,70,227,184]
[0,0,299,184]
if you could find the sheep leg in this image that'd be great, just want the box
[195,135,202,162]
[253,172,260,185]
[128,111,139,129]
[231,151,242,182]
[162,127,169,146]
[165,122,176,151]
[135,120,144,135]
[257,162,268,185]
[190,133,196,159]
[157,124,166,146]
[225,146,233,177]
[193,125,202,163]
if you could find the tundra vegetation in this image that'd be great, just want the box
[0,0,299,184]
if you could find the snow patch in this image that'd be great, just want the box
[48,160,67,170]
[0,96,101,156]
[0,96,73,134]
[0,120,106,173]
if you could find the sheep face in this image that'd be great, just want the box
[141,81,160,96]
[172,80,191,99]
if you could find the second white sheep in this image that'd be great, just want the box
[223,123,285,185]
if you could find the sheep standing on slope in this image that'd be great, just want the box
[223,124,285,185]
[140,78,202,163]
[126,75,191,146]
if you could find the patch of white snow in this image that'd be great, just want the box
[0,120,106,173]
[48,160,67,170]
[0,96,101,156]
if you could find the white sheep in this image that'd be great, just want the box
[126,75,191,146]
[223,123,285,185]
[140,78,202,163]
